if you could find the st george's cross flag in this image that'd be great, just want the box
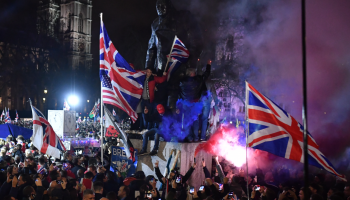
[246,82,346,181]
[166,36,190,81]
[31,105,66,158]
[100,19,146,122]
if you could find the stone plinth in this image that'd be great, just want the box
[130,139,212,189]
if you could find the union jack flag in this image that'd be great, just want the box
[113,108,116,116]
[100,19,146,122]
[15,110,19,122]
[166,36,189,81]
[246,82,345,181]
[5,108,11,123]
[31,105,66,158]
[63,100,70,111]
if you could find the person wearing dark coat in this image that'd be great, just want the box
[103,171,124,196]
[129,171,152,200]
[71,157,86,177]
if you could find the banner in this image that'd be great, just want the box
[110,146,137,178]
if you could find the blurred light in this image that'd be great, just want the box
[230,121,232,124]
[68,95,79,106]
[44,89,48,94]
[87,100,89,103]
[43,98,46,103]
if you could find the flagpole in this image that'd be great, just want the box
[301,0,309,199]
[100,12,104,164]
[245,81,249,200]
[164,35,177,73]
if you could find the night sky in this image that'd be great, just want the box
[1,0,350,163]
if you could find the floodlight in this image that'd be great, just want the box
[68,95,79,106]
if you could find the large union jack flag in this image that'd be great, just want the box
[166,36,189,81]
[246,82,345,181]
[100,20,146,122]
[31,105,66,158]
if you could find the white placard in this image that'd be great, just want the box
[63,110,76,135]
[48,110,64,138]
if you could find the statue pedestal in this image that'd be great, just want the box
[130,139,212,189]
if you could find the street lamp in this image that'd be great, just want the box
[68,95,79,106]
[44,89,48,94]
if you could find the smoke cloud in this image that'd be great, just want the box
[174,0,350,173]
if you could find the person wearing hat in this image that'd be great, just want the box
[139,104,170,156]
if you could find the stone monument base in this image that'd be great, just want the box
[130,139,212,189]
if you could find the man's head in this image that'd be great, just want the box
[83,189,95,200]
[23,186,36,200]
[87,165,97,175]
[64,152,72,161]
[106,192,117,200]
[146,68,153,78]
[93,181,104,194]
[186,68,196,77]
[118,185,129,199]
[84,171,94,180]
[26,156,34,165]
[344,185,350,198]
[18,174,29,186]
[73,157,82,166]
[156,0,173,16]
[309,183,319,194]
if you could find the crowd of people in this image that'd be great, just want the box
[0,133,348,200]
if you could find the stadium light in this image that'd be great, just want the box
[68,95,79,106]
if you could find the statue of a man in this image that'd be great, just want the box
[145,0,203,109]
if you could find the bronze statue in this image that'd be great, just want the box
[145,0,203,109]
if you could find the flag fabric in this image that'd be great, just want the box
[77,117,82,123]
[166,36,189,81]
[100,20,146,122]
[104,105,135,162]
[89,99,100,118]
[31,105,66,158]
[0,110,4,121]
[5,108,11,123]
[63,100,70,111]
[112,109,116,116]
[15,110,19,122]
[245,82,346,181]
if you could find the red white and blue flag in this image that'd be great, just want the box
[5,108,11,123]
[63,100,70,111]
[246,82,346,181]
[0,109,4,121]
[31,105,66,158]
[15,110,19,122]
[100,19,146,122]
[166,36,189,81]
[112,109,116,116]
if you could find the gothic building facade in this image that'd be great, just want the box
[37,0,93,70]
[0,0,93,117]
